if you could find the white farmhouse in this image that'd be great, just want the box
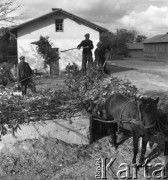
[12,8,108,75]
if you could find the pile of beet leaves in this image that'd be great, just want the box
[0,66,138,137]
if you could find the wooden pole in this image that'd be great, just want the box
[61,47,88,53]
[60,48,78,52]
[103,53,111,67]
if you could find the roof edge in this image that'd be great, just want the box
[11,9,109,33]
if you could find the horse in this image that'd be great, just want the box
[95,93,159,165]
[156,107,168,168]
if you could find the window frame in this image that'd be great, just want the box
[55,19,64,32]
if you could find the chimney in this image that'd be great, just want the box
[52,8,61,11]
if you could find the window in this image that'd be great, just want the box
[55,19,64,32]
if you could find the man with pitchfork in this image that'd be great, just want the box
[17,56,36,95]
[77,33,94,71]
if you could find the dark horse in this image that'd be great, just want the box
[156,107,168,167]
[97,93,159,165]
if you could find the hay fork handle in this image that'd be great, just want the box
[61,47,88,52]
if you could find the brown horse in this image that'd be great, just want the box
[97,93,159,165]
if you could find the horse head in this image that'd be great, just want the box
[137,96,159,129]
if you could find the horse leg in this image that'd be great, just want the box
[164,140,168,169]
[139,135,149,165]
[132,131,139,165]
[112,123,118,149]
[107,123,117,149]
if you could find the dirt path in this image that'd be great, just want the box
[108,59,168,104]
[1,135,166,180]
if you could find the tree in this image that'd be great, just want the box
[100,31,114,48]
[31,36,60,67]
[110,29,137,58]
[0,27,17,63]
[0,0,21,23]
[100,29,147,58]
[116,29,137,43]
[136,35,147,43]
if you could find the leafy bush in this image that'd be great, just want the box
[65,67,138,112]
[31,36,59,66]
[0,88,83,137]
[0,63,16,85]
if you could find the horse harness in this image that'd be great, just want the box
[93,97,156,134]
[117,98,156,134]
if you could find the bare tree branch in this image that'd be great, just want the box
[0,0,21,23]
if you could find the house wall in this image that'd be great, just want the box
[17,12,100,73]
[143,43,168,61]
[128,49,143,58]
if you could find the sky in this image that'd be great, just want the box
[7,0,168,38]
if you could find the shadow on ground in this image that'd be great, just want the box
[107,64,136,74]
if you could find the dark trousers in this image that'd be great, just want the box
[82,53,93,71]
[21,78,36,95]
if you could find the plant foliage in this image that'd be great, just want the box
[31,36,59,66]
[0,67,138,138]
[0,88,83,138]
[65,67,138,112]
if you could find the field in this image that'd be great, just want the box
[1,59,168,180]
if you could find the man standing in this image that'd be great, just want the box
[94,42,103,66]
[94,41,109,74]
[77,33,94,71]
[17,56,36,95]
[66,63,71,75]
[72,62,78,72]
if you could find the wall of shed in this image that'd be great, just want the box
[17,12,100,74]
[128,49,143,58]
[143,43,168,61]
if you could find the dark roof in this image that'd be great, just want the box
[126,43,143,50]
[144,33,168,44]
[12,8,109,33]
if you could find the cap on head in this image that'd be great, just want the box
[84,33,90,37]
[19,56,25,60]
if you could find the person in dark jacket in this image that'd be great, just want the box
[94,41,110,74]
[17,56,36,95]
[66,63,71,75]
[94,42,103,66]
[77,33,94,71]
[72,62,78,71]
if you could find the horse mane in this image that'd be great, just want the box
[157,108,168,129]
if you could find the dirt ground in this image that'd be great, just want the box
[1,59,168,180]
[108,59,168,104]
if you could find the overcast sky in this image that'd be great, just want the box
[14,0,168,38]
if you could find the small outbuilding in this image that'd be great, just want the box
[143,33,168,61]
[126,43,144,58]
